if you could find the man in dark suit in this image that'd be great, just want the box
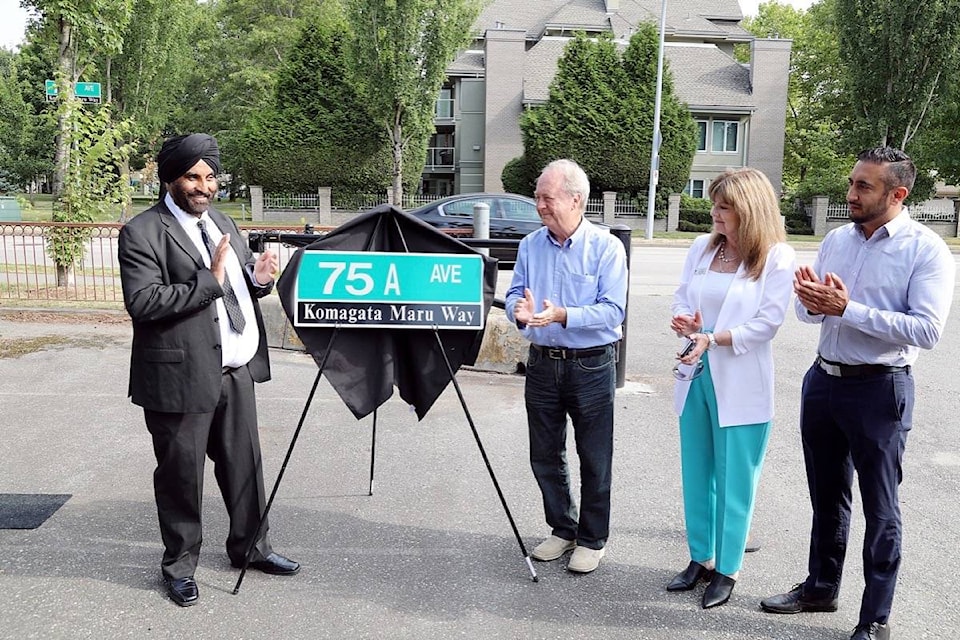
[119,133,299,607]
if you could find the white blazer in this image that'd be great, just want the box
[672,235,796,427]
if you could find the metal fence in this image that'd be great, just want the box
[585,195,663,218]
[0,222,314,304]
[825,202,957,222]
[265,191,440,213]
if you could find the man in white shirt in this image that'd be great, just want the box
[761,147,955,640]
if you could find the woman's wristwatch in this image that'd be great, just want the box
[705,332,718,350]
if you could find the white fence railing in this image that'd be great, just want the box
[585,196,663,218]
[826,202,957,222]
[263,193,322,210]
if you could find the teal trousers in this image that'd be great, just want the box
[679,355,771,576]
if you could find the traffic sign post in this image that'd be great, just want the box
[44,80,102,104]
[294,251,485,330]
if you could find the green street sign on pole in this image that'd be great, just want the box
[294,250,485,330]
[44,80,102,104]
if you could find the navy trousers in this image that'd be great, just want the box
[525,344,616,550]
[799,362,913,627]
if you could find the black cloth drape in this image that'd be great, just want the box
[276,205,498,420]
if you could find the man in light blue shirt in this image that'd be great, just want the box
[505,159,628,574]
[761,147,954,640]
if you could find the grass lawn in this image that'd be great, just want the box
[12,194,254,223]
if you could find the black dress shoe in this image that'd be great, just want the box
[850,622,890,640]
[165,576,199,607]
[235,552,301,575]
[666,561,714,591]
[702,573,736,609]
[760,583,839,614]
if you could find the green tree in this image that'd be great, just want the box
[344,0,484,203]
[836,0,960,151]
[517,29,696,200]
[168,0,331,196]
[0,50,50,192]
[108,0,193,219]
[237,17,417,193]
[23,0,134,198]
[744,0,849,198]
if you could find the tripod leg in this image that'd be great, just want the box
[368,410,377,496]
[431,329,538,582]
[233,327,340,594]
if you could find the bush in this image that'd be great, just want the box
[678,219,712,233]
[501,156,537,196]
[679,194,712,226]
[780,198,814,235]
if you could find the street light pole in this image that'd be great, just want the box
[645,0,668,240]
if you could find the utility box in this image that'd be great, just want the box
[0,196,22,221]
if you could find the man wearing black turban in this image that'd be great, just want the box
[118,133,299,607]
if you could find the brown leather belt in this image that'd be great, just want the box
[531,344,609,360]
[816,356,908,378]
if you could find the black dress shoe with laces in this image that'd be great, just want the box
[760,583,839,614]
[702,573,736,609]
[850,622,890,640]
[666,561,714,591]
[234,552,301,575]
[165,576,199,607]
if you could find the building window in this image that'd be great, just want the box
[696,121,707,151]
[683,179,706,199]
[711,120,739,153]
[435,88,454,119]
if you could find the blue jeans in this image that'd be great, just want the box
[525,344,616,550]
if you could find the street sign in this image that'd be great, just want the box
[44,80,102,104]
[294,251,485,330]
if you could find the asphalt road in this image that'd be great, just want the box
[0,245,957,639]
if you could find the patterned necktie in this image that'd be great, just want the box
[197,219,246,334]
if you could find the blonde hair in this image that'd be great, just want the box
[706,167,785,280]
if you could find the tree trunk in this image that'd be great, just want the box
[391,113,404,206]
[55,263,74,287]
[51,17,73,200]
[119,154,132,222]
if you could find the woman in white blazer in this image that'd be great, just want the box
[665,168,796,609]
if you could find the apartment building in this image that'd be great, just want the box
[420,0,791,198]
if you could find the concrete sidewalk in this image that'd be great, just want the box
[0,286,957,639]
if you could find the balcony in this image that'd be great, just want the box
[424,147,455,171]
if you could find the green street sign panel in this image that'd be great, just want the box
[75,82,102,103]
[294,251,485,329]
[44,80,102,103]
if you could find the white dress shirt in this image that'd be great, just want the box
[166,194,259,368]
[796,208,955,366]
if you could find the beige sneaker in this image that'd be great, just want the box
[530,535,576,561]
[567,545,605,573]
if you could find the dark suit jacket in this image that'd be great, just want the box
[118,201,273,413]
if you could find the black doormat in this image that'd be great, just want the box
[0,494,71,529]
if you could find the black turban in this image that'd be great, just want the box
[157,133,222,183]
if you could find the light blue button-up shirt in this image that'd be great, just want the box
[505,219,627,349]
[796,208,955,366]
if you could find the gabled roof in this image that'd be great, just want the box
[447,51,485,76]
[474,0,745,40]
[665,44,754,110]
